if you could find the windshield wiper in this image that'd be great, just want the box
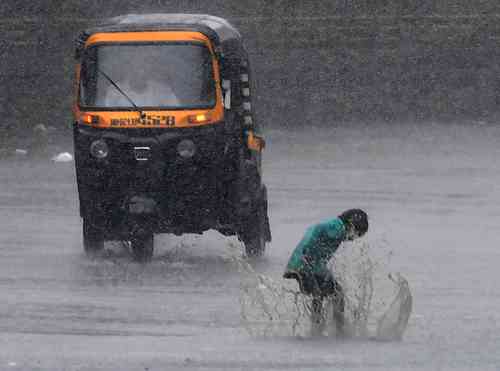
[97,68,145,119]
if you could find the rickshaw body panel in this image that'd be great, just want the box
[73,14,270,246]
[74,124,249,239]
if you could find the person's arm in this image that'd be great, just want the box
[323,218,347,241]
[304,218,346,272]
[284,218,346,277]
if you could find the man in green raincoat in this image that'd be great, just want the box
[283,209,369,334]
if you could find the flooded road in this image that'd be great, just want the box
[1,122,499,370]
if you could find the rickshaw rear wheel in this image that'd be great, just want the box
[83,218,104,257]
[241,189,269,258]
[131,233,154,262]
[243,227,266,257]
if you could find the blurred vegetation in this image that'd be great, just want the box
[2,1,500,145]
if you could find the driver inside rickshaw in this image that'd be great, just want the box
[101,61,180,108]
[82,42,216,111]
[87,45,215,109]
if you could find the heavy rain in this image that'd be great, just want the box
[1,1,499,370]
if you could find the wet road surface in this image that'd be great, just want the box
[1,122,500,370]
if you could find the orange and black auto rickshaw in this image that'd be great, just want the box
[73,14,271,261]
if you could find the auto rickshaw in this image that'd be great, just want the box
[73,14,271,261]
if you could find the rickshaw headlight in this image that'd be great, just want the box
[177,139,196,158]
[90,140,109,159]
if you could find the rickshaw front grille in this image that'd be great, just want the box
[76,124,231,222]
[101,136,222,200]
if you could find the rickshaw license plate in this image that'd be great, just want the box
[128,196,156,214]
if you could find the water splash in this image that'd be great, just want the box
[375,273,413,341]
[238,241,412,340]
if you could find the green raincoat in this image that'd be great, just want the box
[284,217,346,278]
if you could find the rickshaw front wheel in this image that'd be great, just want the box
[83,218,104,257]
[131,233,154,262]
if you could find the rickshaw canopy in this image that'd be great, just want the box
[75,14,247,63]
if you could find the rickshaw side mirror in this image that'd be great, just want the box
[247,130,265,152]
[222,79,231,109]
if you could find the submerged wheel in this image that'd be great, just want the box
[243,227,266,257]
[131,233,154,262]
[242,187,270,257]
[83,218,104,257]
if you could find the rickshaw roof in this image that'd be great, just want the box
[76,14,245,59]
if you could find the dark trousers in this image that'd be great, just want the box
[289,271,345,333]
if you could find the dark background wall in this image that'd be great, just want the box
[2,1,500,144]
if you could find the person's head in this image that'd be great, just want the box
[338,209,368,240]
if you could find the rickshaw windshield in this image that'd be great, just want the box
[80,42,216,109]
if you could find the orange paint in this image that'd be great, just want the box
[247,131,265,152]
[85,31,214,49]
[76,107,223,128]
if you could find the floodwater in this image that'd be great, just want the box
[0,122,499,370]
